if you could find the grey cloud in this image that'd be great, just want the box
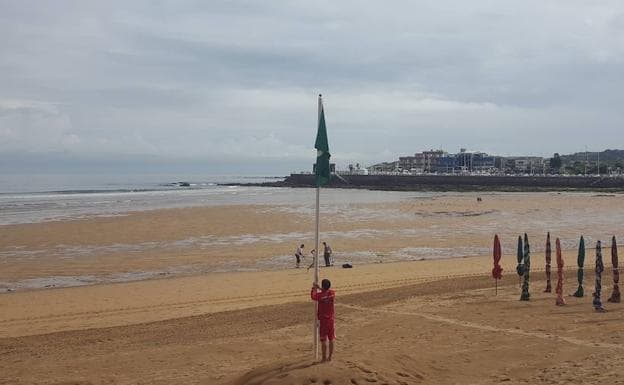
[1,0,624,173]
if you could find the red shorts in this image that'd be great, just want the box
[319,319,335,342]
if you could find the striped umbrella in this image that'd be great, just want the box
[516,235,524,288]
[573,236,585,297]
[555,237,565,306]
[593,240,606,312]
[492,234,503,295]
[544,232,552,293]
[520,233,531,301]
[608,236,620,303]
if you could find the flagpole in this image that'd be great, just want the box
[313,94,322,360]
[313,184,320,360]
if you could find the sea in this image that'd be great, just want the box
[0,174,280,225]
[0,173,415,225]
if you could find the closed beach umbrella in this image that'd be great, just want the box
[516,236,524,287]
[593,240,606,312]
[608,236,620,303]
[573,236,585,297]
[555,237,565,306]
[520,233,531,301]
[544,232,552,293]
[492,234,503,295]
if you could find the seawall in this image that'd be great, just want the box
[276,173,624,192]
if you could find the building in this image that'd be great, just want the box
[368,161,399,173]
[398,156,421,172]
[505,157,545,174]
[430,149,502,173]
[372,148,549,175]
[399,149,446,172]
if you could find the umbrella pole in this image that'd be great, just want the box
[496,278,498,296]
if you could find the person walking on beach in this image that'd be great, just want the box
[295,244,305,268]
[323,242,333,267]
[311,279,335,362]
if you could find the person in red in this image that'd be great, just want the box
[311,279,335,362]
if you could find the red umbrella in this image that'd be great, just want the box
[555,237,565,306]
[492,234,503,295]
[608,236,620,303]
[544,232,552,293]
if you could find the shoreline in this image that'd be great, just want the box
[0,247,594,294]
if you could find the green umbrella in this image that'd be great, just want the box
[516,236,524,288]
[573,236,585,297]
[520,233,531,301]
[608,236,620,303]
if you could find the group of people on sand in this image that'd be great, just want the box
[294,242,333,269]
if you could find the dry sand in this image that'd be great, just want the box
[1,191,624,384]
[1,266,622,385]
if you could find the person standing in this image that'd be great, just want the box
[295,244,305,268]
[311,279,335,362]
[323,242,333,267]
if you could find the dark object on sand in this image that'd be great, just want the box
[492,234,503,295]
[342,263,353,268]
[573,236,585,297]
[593,240,605,312]
[516,236,524,287]
[555,238,565,306]
[608,236,620,303]
[544,232,552,293]
[520,233,531,301]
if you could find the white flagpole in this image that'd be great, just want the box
[313,95,322,360]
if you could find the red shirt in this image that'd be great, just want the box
[311,288,335,321]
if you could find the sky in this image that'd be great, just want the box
[1,1,623,175]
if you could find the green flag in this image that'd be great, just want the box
[315,95,331,187]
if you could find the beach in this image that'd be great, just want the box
[1,190,624,384]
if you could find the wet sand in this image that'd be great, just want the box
[1,192,623,288]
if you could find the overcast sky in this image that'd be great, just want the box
[1,1,623,174]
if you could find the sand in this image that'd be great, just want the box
[2,191,623,284]
[2,267,622,384]
[1,191,624,384]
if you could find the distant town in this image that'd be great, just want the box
[340,149,624,176]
